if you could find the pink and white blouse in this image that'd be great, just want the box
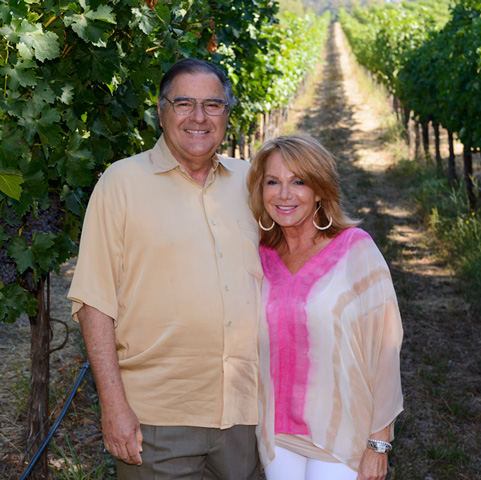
[256,227,404,471]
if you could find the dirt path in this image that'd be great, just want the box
[293,22,481,480]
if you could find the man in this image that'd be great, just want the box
[68,58,263,479]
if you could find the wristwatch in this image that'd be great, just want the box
[367,438,392,454]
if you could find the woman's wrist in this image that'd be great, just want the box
[367,423,393,453]
[367,438,392,454]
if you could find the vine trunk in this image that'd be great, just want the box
[26,279,50,479]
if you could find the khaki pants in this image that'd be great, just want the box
[116,424,261,480]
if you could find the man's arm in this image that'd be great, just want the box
[78,304,143,465]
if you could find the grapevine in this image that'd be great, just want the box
[339,0,481,208]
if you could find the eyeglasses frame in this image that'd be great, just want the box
[162,95,229,116]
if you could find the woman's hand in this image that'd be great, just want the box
[356,448,388,480]
[357,424,392,480]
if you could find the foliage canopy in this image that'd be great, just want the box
[0,0,330,323]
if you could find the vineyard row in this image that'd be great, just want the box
[339,0,481,209]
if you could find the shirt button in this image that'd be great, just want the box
[227,321,232,327]
[225,285,229,291]
[212,220,216,225]
[219,252,223,258]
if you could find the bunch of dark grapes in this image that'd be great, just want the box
[23,193,66,243]
[0,249,17,285]
[0,206,20,286]
[1,193,66,290]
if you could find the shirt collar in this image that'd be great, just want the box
[151,135,234,175]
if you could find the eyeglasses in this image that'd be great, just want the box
[163,96,228,116]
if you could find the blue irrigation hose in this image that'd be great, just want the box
[19,362,90,480]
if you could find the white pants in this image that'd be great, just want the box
[264,446,358,480]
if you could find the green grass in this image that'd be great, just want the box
[391,160,481,310]
[50,435,115,479]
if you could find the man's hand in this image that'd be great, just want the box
[356,448,388,480]
[102,402,143,465]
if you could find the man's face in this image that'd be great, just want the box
[158,72,229,169]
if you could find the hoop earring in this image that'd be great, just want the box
[313,201,333,231]
[259,217,275,231]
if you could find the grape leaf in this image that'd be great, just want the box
[64,133,94,187]
[61,185,84,216]
[8,236,35,273]
[0,171,24,200]
[59,85,75,104]
[32,30,60,62]
[86,5,116,24]
[0,284,35,324]
[10,20,61,62]
[130,7,157,35]
[0,65,37,88]
[63,4,115,47]
[0,126,30,164]
[90,47,120,83]
[31,233,56,271]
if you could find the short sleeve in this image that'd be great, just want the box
[68,174,125,323]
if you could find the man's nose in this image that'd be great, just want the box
[190,102,207,121]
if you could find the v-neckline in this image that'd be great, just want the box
[272,229,348,277]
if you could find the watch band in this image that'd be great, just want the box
[367,438,392,454]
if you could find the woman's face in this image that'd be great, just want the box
[263,152,320,233]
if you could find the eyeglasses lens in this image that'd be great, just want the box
[173,98,226,116]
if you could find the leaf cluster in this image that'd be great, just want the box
[0,0,329,323]
[0,0,184,321]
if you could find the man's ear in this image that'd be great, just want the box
[157,105,163,129]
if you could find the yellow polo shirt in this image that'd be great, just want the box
[68,136,262,428]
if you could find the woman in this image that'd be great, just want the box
[247,133,403,480]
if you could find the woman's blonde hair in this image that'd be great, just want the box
[247,133,359,248]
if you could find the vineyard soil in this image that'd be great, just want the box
[1,21,480,479]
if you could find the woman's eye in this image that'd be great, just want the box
[294,180,304,185]
[266,179,277,185]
